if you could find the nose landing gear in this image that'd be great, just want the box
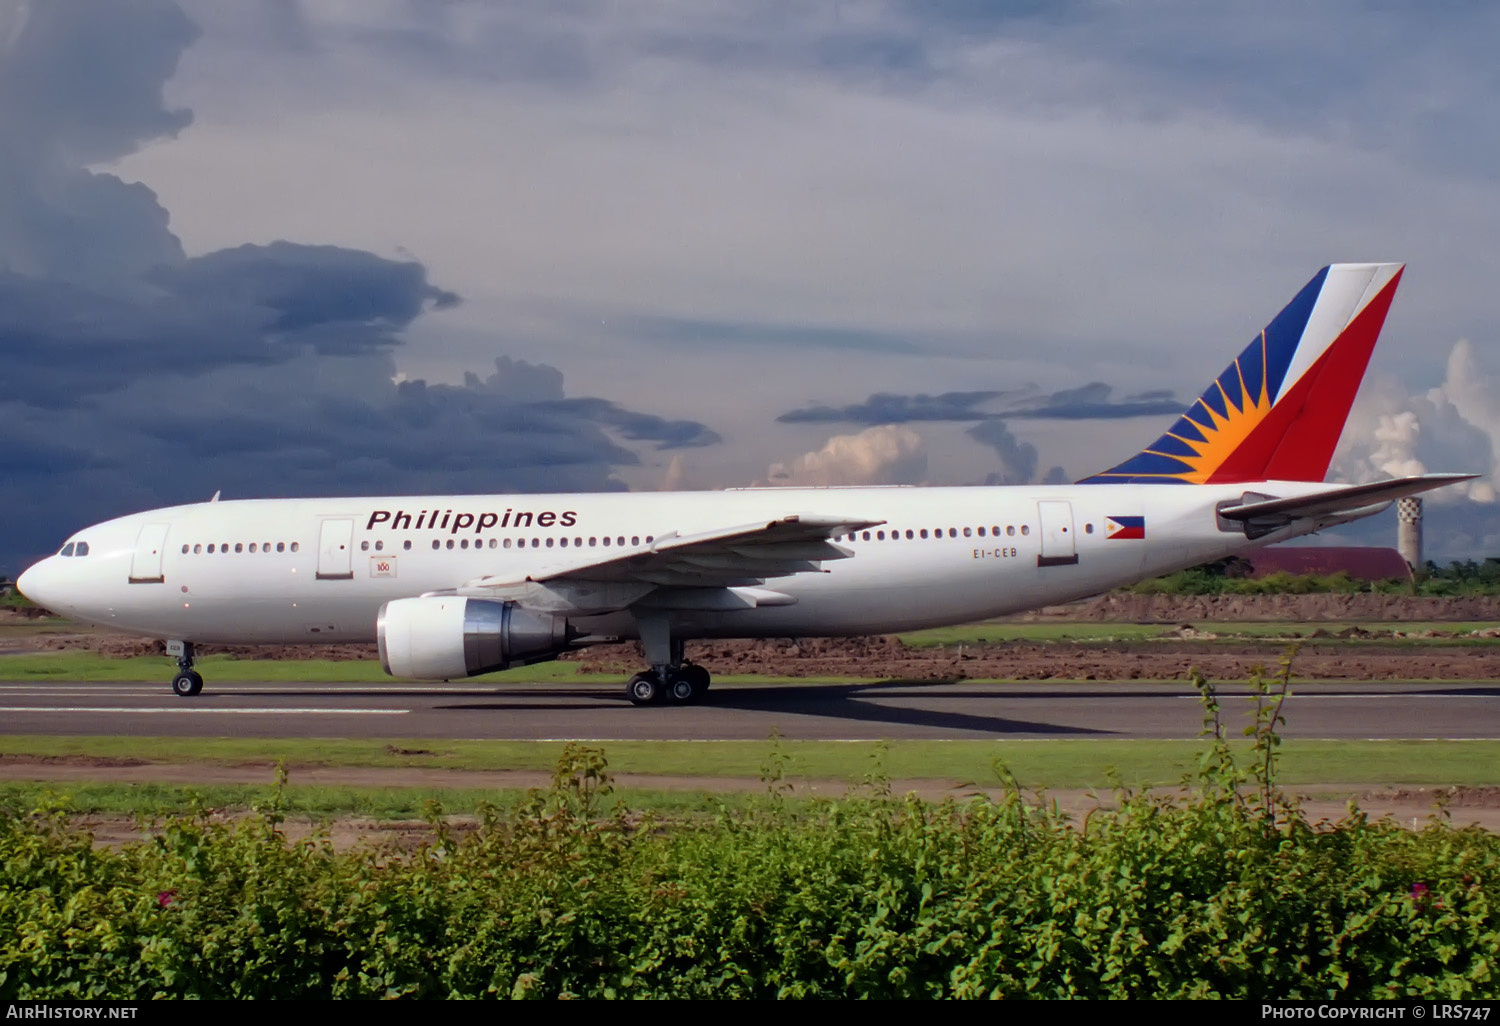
[168,640,203,697]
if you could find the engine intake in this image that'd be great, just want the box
[377,597,575,679]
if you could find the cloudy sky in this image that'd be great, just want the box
[3,0,1500,576]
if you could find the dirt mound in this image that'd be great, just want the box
[562,635,1500,681]
[1070,593,1500,622]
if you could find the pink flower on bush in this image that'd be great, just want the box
[156,889,177,908]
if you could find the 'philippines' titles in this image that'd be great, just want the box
[366,508,579,535]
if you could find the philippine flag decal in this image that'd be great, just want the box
[1105,515,1145,540]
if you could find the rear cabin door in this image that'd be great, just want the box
[316,519,355,580]
[128,523,170,584]
[1036,501,1079,567]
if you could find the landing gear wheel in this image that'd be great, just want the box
[171,671,204,698]
[682,664,711,694]
[667,672,698,704]
[627,671,662,706]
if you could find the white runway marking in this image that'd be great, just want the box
[0,706,408,715]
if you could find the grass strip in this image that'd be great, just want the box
[2,735,1497,790]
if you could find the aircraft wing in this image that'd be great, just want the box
[1217,473,1476,526]
[457,513,884,603]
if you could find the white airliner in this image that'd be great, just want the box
[16,263,1472,705]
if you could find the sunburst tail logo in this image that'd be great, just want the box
[1079,264,1404,486]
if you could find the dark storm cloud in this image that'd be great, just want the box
[0,1,723,574]
[1004,383,1183,421]
[778,391,1008,425]
[779,383,1181,425]
[966,420,1037,485]
[0,244,457,407]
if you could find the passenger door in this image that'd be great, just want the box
[128,523,170,584]
[316,518,355,580]
[1036,501,1079,567]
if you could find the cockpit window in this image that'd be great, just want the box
[74,542,89,556]
[59,543,75,557]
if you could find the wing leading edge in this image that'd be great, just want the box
[458,513,885,604]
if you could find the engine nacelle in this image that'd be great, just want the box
[377,597,575,679]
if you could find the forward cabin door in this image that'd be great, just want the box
[1036,501,1079,567]
[316,518,355,580]
[128,523,170,584]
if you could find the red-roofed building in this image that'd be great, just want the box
[1244,546,1412,582]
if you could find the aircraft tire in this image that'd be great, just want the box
[667,672,698,705]
[171,671,204,698]
[683,664,711,693]
[626,671,661,706]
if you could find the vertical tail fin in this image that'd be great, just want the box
[1079,263,1404,484]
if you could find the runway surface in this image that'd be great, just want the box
[0,679,1497,740]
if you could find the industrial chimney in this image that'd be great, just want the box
[1397,497,1423,571]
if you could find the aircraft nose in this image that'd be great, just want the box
[15,561,52,611]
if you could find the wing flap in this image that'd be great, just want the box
[1218,473,1475,524]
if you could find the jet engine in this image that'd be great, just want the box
[377,597,576,679]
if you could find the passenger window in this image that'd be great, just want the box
[193,544,202,554]
[1085,523,1094,534]
[617,537,626,547]
[559,537,568,547]
[182,544,189,554]
[977,527,986,537]
[221,543,229,553]
[948,528,957,538]
[446,540,455,550]
[1021,525,1030,536]
[404,541,412,551]
[249,543,257,553]
[277,542,285,552]
[432,540,440,550]
[905,529,914,539]
[1007,526,1015,536]
[376,540,385,551]
[589,537,597,547]
[460,539,469,549]
[502,538,511,549]
[632,536,640,546]
[575,537,583,547]
[919,529,928,539]
[290,542,299,552]
[862,531,871,541]
[263,542,271,552]
[360,541,369,551]
[546,538,555,548]
[207,544,215,554]
[646,536,653,544]
[963,527,972,538]
[235,543,243,553]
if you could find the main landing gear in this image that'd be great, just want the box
[168,640,203,697]
[626,663,711,706]
[625,617,711,706]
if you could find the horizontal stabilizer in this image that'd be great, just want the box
[1218,474,1476,525]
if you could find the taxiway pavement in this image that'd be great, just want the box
[0,679,1495,741]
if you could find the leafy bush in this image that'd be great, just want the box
[2,669,1497,999]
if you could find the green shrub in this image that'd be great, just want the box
[2,672,1497,999]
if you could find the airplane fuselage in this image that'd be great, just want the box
[21,481,1332,647]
